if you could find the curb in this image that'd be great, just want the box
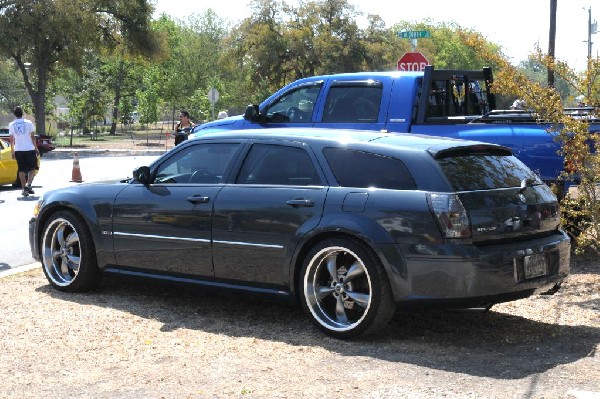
[42,148,166,160]
[0,262,39,279]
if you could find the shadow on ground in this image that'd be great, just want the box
[39,273,599,381]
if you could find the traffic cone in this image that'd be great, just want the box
[70,152,84,183]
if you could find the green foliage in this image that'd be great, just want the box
[0,59,29,112]
[462,31,600,254]
[517,57,573,104]
[145,12,231,124]
[218,1,505,108]
[137,67,161,125]
[0,0,160,134]
[2,0,510,129]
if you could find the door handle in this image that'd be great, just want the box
[286,198,315,208]
[187,196,210,204]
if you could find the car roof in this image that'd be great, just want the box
[189,127,511,155]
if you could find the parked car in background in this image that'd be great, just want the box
[29,128,570,338]
[0,127,55,155]
[0,138,18,186]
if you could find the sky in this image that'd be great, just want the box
[153,0,597,72]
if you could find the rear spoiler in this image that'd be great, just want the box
[428,143,512,159]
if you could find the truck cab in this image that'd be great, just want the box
[190,67,593,186]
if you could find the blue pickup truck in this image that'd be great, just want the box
[191,66,599,185]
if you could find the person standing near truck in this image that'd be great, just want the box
[9,106,39,197]
[174,110,195,145]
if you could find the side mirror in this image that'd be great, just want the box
[243,104,260,122]
[133,166,151,185]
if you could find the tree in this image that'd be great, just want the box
[224,2,504,106]
[139,12,231,126]
[0,0,161,135]
[462,31,600,254]
[0,58,28,112]
[517,58,572,103]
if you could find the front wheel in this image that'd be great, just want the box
[300,237,395,339]
[40,211,101,292]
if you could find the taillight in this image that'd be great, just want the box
[427,193,471,238]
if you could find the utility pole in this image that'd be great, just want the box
[585,7,597,100]
[587,7,593,62]
[548,0,557,88]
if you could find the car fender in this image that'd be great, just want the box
[35,184,128,267]
[289,211,408,300]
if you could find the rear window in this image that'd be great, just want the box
[323,148,417,190]
[322,83,382,123]
[438,155,541,191]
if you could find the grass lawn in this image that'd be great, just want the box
[52,123,176,149]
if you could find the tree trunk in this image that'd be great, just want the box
[18,61,48,136]
[110,60,126,135]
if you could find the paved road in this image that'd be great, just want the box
[0,154,158,272]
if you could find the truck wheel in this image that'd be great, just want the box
[300,237,395,339]
[40,211,102,292]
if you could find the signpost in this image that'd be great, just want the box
[397,52,430,72]
[208,87,220,120]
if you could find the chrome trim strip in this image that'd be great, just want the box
[112,232,283,249]
[113,232,210,243]
[213,240,283,249]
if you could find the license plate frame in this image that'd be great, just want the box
[523,253,548,279]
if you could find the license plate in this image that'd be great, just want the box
[523,253,547,279]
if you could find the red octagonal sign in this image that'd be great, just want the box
[397,52,429,71]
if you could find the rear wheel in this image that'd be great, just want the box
[40,211,101,292]
[300,237,395,339]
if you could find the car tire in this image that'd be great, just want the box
[300,237,395,339]
[40,211,102,292]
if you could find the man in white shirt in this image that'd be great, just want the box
[9,106,39,197]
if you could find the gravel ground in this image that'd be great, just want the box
[0,254,598,399]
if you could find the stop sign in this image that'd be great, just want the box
[397,52,429,71]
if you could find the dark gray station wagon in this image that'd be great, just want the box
[29,128,570,338]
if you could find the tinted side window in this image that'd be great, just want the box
[236,144,321,186]
[322,83,382,123]
[154,143,239,184]
[323,148,416,190]
[264,83,322,123]
[438,155,541,191]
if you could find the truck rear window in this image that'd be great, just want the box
[437,155,541,191]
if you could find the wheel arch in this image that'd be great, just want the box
[291,229,404,303]
[39,208,103,292]
[35,201,112,267]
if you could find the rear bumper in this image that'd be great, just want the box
[38,144,56,154]
[388,231,570,306]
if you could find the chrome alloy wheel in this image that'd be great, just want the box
[42,217,81,287]
[304,246,372,332]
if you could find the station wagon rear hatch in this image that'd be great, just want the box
[433,146,561,241]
